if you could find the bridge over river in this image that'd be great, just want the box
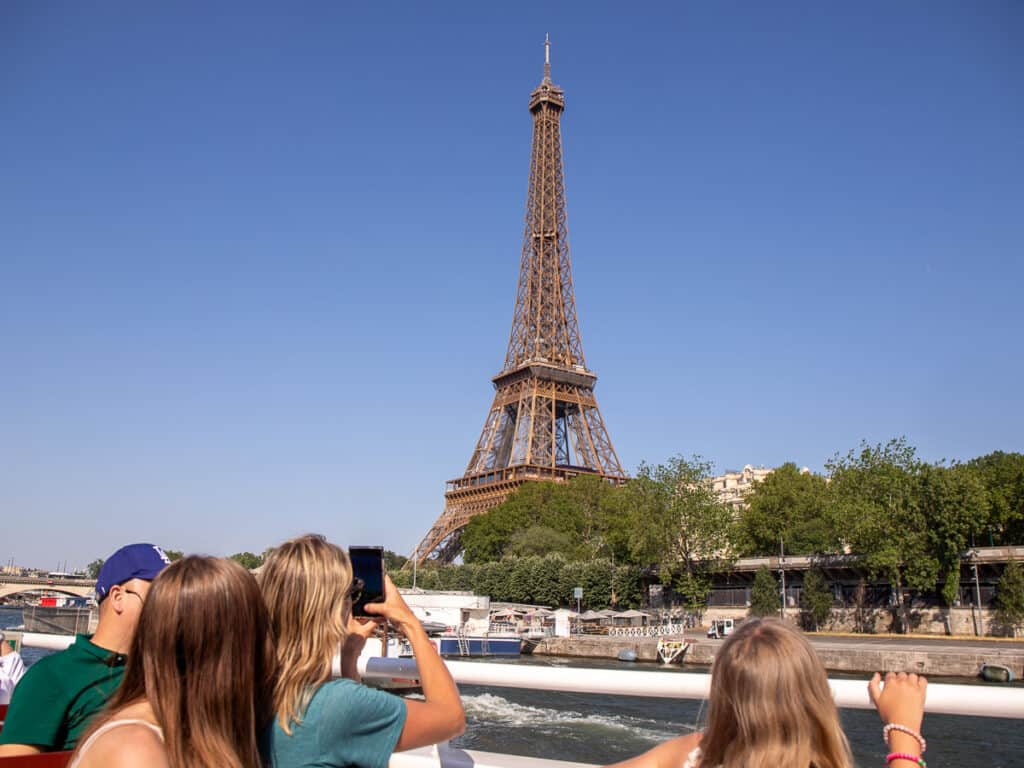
[0,575,95,600]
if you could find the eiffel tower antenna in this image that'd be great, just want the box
[411,41,627,565]
[544,33,551,81]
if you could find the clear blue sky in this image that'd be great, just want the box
[2,2,1021,568]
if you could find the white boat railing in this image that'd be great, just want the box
[391,744,593,768]
[361,657,1024,720]
[19,634,1024,720]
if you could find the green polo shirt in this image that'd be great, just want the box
[0,634,126,751]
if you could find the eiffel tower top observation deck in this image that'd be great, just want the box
[504,34,581,376]
[412,39,627,565]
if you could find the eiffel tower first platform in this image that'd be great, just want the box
[412,39,628,565]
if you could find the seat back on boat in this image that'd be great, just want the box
[0,706,73,766]
[0,754,72,767]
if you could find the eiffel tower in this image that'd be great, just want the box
[412,38,627,565]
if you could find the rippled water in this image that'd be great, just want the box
[0,607,50,665]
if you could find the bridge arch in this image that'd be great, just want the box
[0,584,94,600]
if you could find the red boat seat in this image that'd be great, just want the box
[0,754,73,767]
[0,708,73,766]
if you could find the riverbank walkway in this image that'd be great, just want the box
[535,631,1024,677]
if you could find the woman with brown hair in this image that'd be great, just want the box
[68,556,275,768]
[259,534,465,768]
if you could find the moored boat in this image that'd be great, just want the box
[980,663,1015,683]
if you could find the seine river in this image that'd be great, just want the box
[3,608,1020,766]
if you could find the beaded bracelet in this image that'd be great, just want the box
[883,723,927,753]
[886,752,926,767]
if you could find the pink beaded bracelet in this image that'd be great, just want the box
[883,723,927,753]
[886,752,926,767]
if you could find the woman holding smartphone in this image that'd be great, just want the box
[258,534,465,768]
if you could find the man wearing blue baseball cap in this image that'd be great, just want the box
[0,543,171,755]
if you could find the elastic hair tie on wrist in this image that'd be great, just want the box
[883,723,927,753]
[886,753,926,767]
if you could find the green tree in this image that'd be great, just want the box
[86,559,105,579]
[622,455,737,609]
[390,568,413,588]
[828,437,931,633]
[460,475,627,564]
[564,473,624,560]
[462,482,577,562]
[750,565,779,617]
[164,550,184,562]
[383,550,408,571]
[740,463,837,556]
[612,564,643,609]
[230,552,263,570]
[995,560,1024,638]
[800,568,832,631]
[537,554,575,608]
[507,526,576,559]
[673,571,713,616]
[966,451,1024,545]
[917,463,988,608]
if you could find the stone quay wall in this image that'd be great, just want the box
[533,635,1024,678]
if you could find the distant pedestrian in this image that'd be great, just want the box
[0,543,171,755]
[0,631,27,705]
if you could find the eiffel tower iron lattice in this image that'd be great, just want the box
[412,39,627,565]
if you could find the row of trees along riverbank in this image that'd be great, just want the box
[389,439,1024,634]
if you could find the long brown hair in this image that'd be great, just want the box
[698,618,853,768]
[258,534,352,733]
[75,556,275,768]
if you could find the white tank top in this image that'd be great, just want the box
[682,746,703,768]
[68,718,164,768]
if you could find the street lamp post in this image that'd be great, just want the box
[972,551,985,637]
[779,537,787,621]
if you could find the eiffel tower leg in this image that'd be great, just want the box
[410,481,520,565]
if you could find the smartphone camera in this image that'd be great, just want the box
[349,546,385,617]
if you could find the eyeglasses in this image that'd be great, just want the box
[123,588,146,606]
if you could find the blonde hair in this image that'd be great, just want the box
[74,557,275,768]
[699,617,853,768]
[259,534,352,733]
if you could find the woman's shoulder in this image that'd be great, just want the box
[677,733,702,767]
[76,721,167,768]
[606,731,702,768]
[305,679,379,716]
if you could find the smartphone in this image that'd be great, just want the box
[349,545,385,617]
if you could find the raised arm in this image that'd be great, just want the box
[364,575,466,751]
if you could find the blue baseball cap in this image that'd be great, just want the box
[96,543,172,602]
